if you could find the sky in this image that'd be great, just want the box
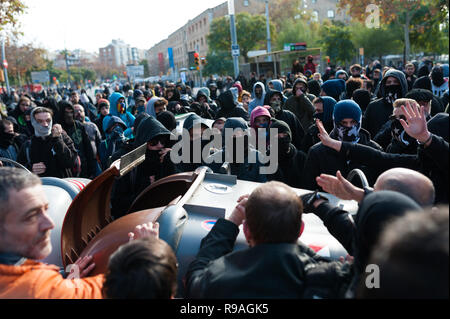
[16,0,228,53]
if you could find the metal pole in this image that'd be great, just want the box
[228,0,239,79]
[265,0,272,62]
[1,38,10,95]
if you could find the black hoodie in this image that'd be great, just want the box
[215,90,249,121]
[263,90,305,150]
[267,119,306,188]
[110,116,176,219]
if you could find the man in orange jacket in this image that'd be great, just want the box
[0,167,154,299]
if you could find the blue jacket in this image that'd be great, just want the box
[109,92,135,138]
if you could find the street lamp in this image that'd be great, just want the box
[265,0,272,60]
[228,0,239,78]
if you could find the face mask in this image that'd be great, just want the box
[256,122,269,129]
[229,136,249,163]
[107,126,124,140]
[117,101,126,114]
[270,101,282,113]
[384,85,402,104]
[278,136,291,155]
[391,119,416,147]
[313,112,324,122]
[64,113,74,126]
[333,123,361,143]
[137,105,145,114]
[0,132,15,147]
[32,122,52,137]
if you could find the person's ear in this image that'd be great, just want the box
[298,221,305,239]
[243,220,253,247]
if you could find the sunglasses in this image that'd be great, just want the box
[149,136,168,146]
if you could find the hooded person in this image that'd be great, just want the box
[268,79,284,94]
[264,89,304,150]
[59,100,96,178]
[156,111,177,132]
[411,77,445,114]
[232,82,243,102]
[335,70,349,81]
[164,87,181,103]
[300,96,337,153]
[17,107,77,178]
[207,117,267,183]
[300,190,422,299]
[363,69,408,137]
[302,100,382,191]
[215,90,249,121]
[304,55,316,74]
[347,191,423,298]
[284,78,316,134]
[430,65,449,98]
[248,82,266,115]
[195,88,217,118]
[307,80,322,98]
[320,79,346,101]
[108,92,135,139]
[98,115,128,170]
[250,106,272,152]
[352,89,372,113]
[10,97,34,137]
[267,119,307,188]
[0,119,21,163]
[110,116,176,219]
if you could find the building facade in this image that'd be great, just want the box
[146,0,349,77]
[99,39,134,68]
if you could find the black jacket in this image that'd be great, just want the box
[339,135,449,204]
[110,117,177,219]
[185,218,327,299]
[215,90,249,121]
[302,129,383,191]
[17,132,77,178]
[268,144,306,188]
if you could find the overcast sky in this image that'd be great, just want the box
[17,0,227,53]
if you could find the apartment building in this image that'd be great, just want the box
[99,39,133,68]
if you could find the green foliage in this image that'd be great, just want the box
[203,51,233,76]
[139,59,150,78]
[319,22,356,66]
[350,22,403,60]
[207,12,275,63]
[274,19,321,51]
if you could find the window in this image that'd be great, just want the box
[312,10,319,21]
[243,0,249,6]
[311,0,317,4]
[327,10,335,18]
[201,37,204,46]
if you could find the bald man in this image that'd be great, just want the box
[300,167,435,255]
[315,167,435,207]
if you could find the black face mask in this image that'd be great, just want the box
[313,112,324,122]
[226,136,249,163]
[278,136,291,156]
[64,113,75,126]
[0,132,15,148]
[384,85,402,104]
[391,119,416,147]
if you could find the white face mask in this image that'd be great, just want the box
[31,114,52,137]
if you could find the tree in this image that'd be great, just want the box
[0,0,27,32]
[319,21,356,67]
[350,22,403,61]
[203,51,233,76]
[338,0,448,61]
[275,18,321,51]
[207,12,276,63]
[139,59,150,78]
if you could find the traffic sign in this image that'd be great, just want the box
[231,44,240,57]
[3,59,8,69]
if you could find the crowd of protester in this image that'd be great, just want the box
[0,57,448,299]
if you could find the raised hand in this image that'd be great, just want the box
[399,101,431,145]
[316,170,364,203]
[316,119,342,152]
[128,222,160,241]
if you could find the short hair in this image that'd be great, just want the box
[0,119,13,132]
[32,107,53,119]
[18,96,31,106]
[358,206,449,299]
[0,168,41,224]
[241,90,251,98]
[346,78,363,97]
[103,237,178,299]
[405,63,415,69]
[154,98,168,108]
[350,64,362,72]
[393,98,419,109]
[245,181,303,244]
